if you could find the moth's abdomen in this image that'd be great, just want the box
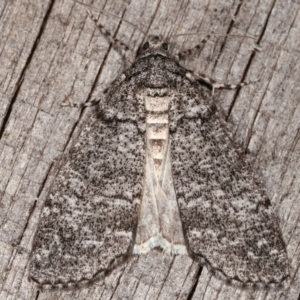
[134,88,187,255]
[144,89,172,177]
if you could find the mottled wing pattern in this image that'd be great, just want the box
[171,81,289,287]
[30,84,145,289]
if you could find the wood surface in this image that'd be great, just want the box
[0,0,299,299]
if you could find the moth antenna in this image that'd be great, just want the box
[75,0,146,35]
[170,32,258,40]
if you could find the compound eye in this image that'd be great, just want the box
[162,42,168,50]
[142,42,149,50]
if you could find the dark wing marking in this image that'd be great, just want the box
[30,103,144,290]
[171,81,289,287]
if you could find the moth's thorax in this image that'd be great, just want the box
[131,55,181,88]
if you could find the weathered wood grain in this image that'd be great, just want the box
[0,0,299,299]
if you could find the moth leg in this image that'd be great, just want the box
[185,71,258,95]
[61,93,105,108]
[175,38,208,60]
[87,10,134,68]
[176,39,257,95]
[61,98,81,107]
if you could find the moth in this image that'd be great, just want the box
[29,14,289,291]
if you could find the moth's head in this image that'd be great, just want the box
[137,35,170,57]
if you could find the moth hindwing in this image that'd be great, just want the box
[29,24,289,291]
